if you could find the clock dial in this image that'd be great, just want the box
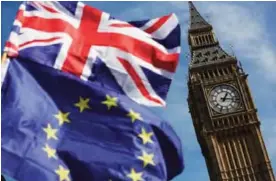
[208,84,241,114]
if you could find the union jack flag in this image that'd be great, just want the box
[4,1,181,107]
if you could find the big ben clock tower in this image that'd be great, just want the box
[187,2,275,181]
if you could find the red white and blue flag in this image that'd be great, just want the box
[4,1,181,107]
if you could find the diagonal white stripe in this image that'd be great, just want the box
[18,28,68,45]
[92,46,165,106]
[80,48,98,81]
[92,46,173,78]
[139,18,159,31]
[99,22,179,55]
[23,2,81,29]
[151,13,179,40]
[53,36,72,71]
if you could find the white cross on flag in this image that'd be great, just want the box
[4,1,181,107]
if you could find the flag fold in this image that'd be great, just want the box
[4,1,181,107]
[2,58,184,181]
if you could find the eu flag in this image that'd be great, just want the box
[1,58,184,181]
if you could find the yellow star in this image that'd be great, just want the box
[127,109,143,123]
[42,143,57,159]
[102,95,118,110]
[127,168,143,181]
[137,150,155,167]
[55,165,70,181]
[54,111,70,126]
[74,97,91,112]
[43,123,58,140]
[138,128,154,145]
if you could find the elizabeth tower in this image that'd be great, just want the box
[187,2,275,181]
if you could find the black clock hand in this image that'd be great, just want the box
[224,98,232,100]
[222,93,228,102]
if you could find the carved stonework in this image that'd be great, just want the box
[190,46,234,68]
[187,2,275,181]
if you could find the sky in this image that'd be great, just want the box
[1,1,276,181]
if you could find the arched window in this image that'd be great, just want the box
[203,72,209,79]
[202,35,207,44]
[208,35,212,43]
[218,69,223,76]
[208,70,213,78]
[223,68,228,74]
[195,37,199,45]
[199,36,203,44]
[204,35,210,43]
[214,69,218,77]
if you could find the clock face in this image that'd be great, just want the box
[208,84,241,114]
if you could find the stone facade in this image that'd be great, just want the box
[187,2,276,181]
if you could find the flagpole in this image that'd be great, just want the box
[2,52,7,63]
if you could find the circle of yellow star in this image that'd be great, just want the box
[74,97,91,112]
[43,123,58,140]
[137,150,155,167]
[42,143,57,159]
[127,168,143,181]
[138,128,154,145]
[127,109,143,123]
[102,95,118,110]
[54,111,70,126]
[55,165,70,181]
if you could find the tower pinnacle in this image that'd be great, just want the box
[187,2,276,181]
[188,1,212,31]
[188,1,235,69]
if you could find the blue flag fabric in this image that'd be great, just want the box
[1,58,184,181]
